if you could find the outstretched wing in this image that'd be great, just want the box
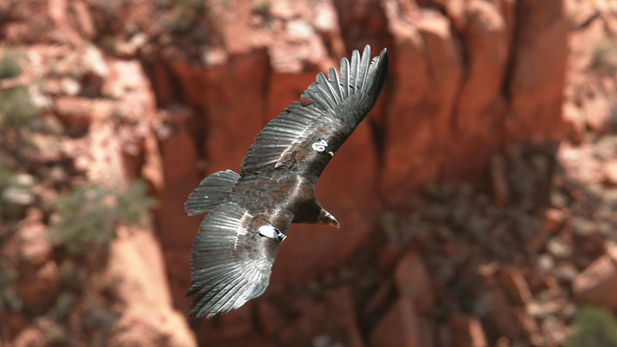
[187,201,285,318]
[240,45,388,181]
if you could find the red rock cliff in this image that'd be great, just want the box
[0,0,574,346]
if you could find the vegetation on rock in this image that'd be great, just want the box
[565,306,617,347]
[51,181,158,255]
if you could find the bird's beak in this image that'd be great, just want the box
[318,209,340,228]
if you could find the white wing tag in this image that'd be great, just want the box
[258,225,286,241]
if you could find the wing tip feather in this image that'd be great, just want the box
[238,44,388,175]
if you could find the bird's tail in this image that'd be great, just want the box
[184,170,240,216]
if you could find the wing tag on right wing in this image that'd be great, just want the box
[258,225,286,241]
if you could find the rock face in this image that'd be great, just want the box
[0,0,575,346]
[144,0,568,303]
[369,297,422,347]
[506,0,568,143]
[380,5,464,205]
[104,228,198,347]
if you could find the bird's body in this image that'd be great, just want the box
[185,45,388,318]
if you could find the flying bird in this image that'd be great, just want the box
[185,45,388,318]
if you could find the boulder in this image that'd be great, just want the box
[573,247,617,309]
[394,252,434,313]
[369,297,422,347]
[448,313,489,347]
[278,286,363,347]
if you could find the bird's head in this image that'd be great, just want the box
[317,208,340,228]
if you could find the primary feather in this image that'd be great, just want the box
[186,45,388,318]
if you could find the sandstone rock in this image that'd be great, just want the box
[446,0,508,180]
[103,60,155,110]
[312,0,345,58]
[156,111,201,248]
[515,307,541,345]
[278,301,326,345]
[15,217,51,269]
[491,154,510,206]
[562,102,585,144]
[32,317,68,346]
[1,210,48,268]
[80,45,109,81]
[200,51,269,173]
[334,0,392,49]
[270,0,307,19]
[572,247,617,309]
[15,260,60,315]
[487,288,522,339]
[558,143,606,186]
[542,208,566,234]
[497,266,532,306]
[4,312,29,344]
[12,325,46,347]
[369,297,421,347]
[139,127,165,193]
[272,219,373,287]
[168,61,203,106]
[46,0,82,46]
[394,252,434,313]
[567,0,599,29]
[83,113,129,188]
[266,71,318,122]
[161,247,193,314]
[256,300,285,337]
[604,159,617,185]
[444,0,467,33]
[363,280,393,316]
[71,1,95,39]
[582,89,611,133]
[54,97,98,131]
[269,34,330,74]
[104,227,197,347]
[149,63,175,107]
[330,286,364,347]
[380,8,463,205]
[448,313,488,347]
[217,303,254,339]
[279,286,363,347]
[417,317,436,347]
[506,0,568,142]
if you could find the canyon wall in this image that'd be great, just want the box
[0,0,572,345]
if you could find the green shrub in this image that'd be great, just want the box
[0,266,20,311]
[590,39,617,76]
[0,86,39,129]
[0,50,22,80]
[173,0,206,10]
[0,169,34,220]
[565,306,617,347]
[51,180,158,255]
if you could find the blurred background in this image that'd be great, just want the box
[1,0,617,346]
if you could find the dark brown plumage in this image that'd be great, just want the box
[185,45,388,318]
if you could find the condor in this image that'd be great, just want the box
[185,45,388,318]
